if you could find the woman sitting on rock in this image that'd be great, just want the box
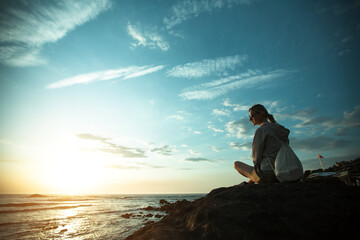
[234,104,290,184]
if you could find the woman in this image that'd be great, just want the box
[234,104,290,184]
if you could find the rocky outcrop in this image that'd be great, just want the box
[28,194,47,198]
[126,158,360,240]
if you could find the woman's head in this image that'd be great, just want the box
[249,104,276,125]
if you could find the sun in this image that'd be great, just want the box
[42,136,104,195]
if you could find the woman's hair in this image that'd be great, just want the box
[249,104,276,123]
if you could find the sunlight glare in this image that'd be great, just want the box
[42,134,105,195]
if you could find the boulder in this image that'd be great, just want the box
[126,158,360,240]
[160,199,170,205]
[121,213,133,219]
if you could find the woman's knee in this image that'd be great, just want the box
[234,161,240,168]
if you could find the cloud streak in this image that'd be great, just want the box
[284,105,360,136]
[47,65,164,89]
[291,136,351,151]
[184,157,214,163]
[76,133,147,158]
[164,0,253,29]
[0,0,111,67]
[167,55,247,79]
[127,23,169,51]
[150,145,176,156]
[223,99,250,111]
[76,133,179,159]
[226,118,254,139]
[229,141,252,150]
[180,69,291,100]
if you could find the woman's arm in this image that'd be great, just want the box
[252,127,266,167]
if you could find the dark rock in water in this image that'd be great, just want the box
[121,213,133,219]
[159,199,191,213]
[160,199,170,205]
[145,214,153,218]
[155,214,164,218]
[126,158,360,240]
[142,206,155,211]
[28,194,47,198]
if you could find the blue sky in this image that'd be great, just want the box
[0,0,359,194]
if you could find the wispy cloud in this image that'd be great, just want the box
[77,133,180,158]
[164,0,253,29]
[99,142,147,158]
[167,115,185,120]
[180,69,291,100]
[127,23,169,51]
[47,65,164,89]
[211,146,220,152]
[167,55,247,79]
[283,105,360,136]
[76,133,147,158]
[229,141,251,150]
[77,133,110,142]
[167,111,188,120]
[226,118,254,139]
[0,46,47,67]
[187,128,202,135]
[208,125,224,133]
[0,0,111,67]
[223,99,249,111]
[212,109,231,116]
[291,136,351,151]
[151,145,176,156]
[106,162,166,170]
[184,157,214,163]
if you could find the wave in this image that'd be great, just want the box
[0,204,91,214]
[0,203,57,207]
[45,197,94,202]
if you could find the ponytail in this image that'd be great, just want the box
[267,114,276,123]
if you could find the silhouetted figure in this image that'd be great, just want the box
[234,104,290,184]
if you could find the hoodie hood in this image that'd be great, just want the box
[263,122,290,143]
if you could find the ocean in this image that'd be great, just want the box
[0,193,205,239]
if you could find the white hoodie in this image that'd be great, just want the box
[252,122,290,182]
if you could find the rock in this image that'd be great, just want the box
[142,206,155,211]
[126,158,360,240]
[28,194,47,198]
[159,199,191,213]
[160,199,170,205]
[143,200,191,213]
[145,214,153,218]
[303,158,360,186]
[121,213,133,219]
[155,214,164,218]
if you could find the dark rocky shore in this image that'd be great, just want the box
[126,158,360,240]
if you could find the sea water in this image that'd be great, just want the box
[0,194,205,239]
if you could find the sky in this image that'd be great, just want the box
[0,0,359,194]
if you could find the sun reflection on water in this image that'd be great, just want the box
[55,206,84,237]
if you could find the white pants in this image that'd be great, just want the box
[234,161,261,183]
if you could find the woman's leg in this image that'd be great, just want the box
[234,161,260,183]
